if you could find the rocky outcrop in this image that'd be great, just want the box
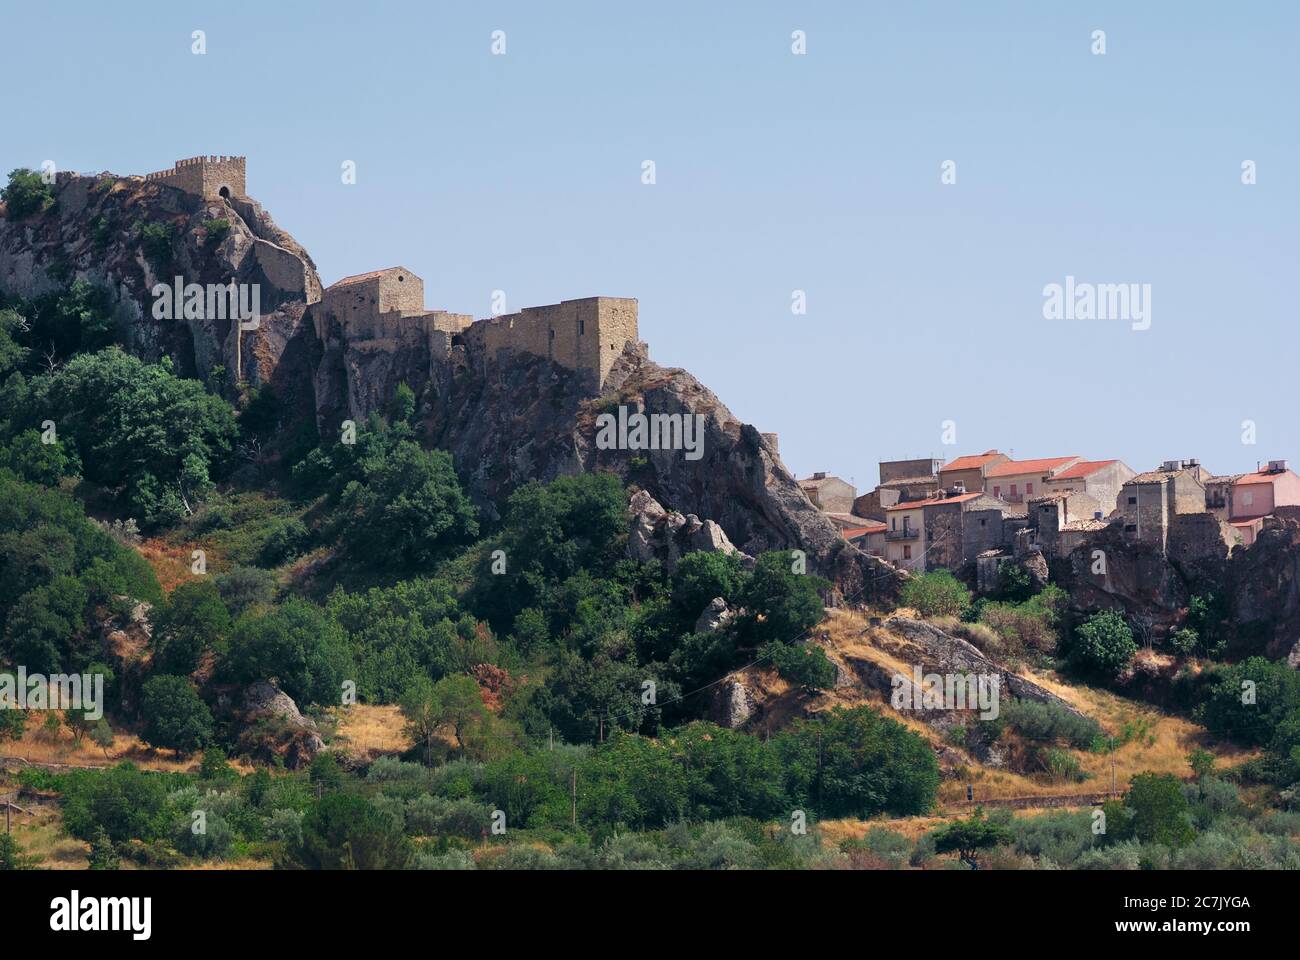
[627,489,745,570]
[694,597,736,635]
[235,681,325,769]
[709,677,757,729]
[0,171,320,405]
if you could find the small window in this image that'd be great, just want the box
[579,319,585,335]
[1124,524,1137,532]
[549,329,555,341]
[1026,482,1033,494]
[1243,491,1254,506]
[903,545,912,560]
[993,486,1000,497]
[979,518,986,527]
[1127,496,1137,505]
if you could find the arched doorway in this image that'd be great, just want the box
[219,185,231,199]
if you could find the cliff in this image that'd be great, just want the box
[0,170,320,414]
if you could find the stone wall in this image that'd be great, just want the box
[1168,512,1229,563]
[879,457,942,484]
[145,156,247,201]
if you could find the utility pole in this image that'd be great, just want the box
[1110,737,1117,797]
[570,768,577,827]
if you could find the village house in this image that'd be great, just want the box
[936,450,1009,495]
[984,456,1082,505]
[1028,490,1105,558]
[851,458,942,519]
[847,520,887,558]
[798,472,857,514]
[1228,460,1300,521]
[1041,459,1135,517]
[883,490,1011,572]
[1119,468,1207,551]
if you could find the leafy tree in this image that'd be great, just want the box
[775,706,939,818]
[293,792,412,869]
[224,597,353,706]
[900,570,971,618]
[993,561,1036,603]
[139,675,212,756]
[671,550,744,620]
[1106,772,1195,848]
[2,168,55,219]
[400,674,501,762]
[90,718,114,759]
[0,709,27,742]
[19,349,237,525]
[761,640,837,690]
[0,833,36,870]
[736,550,828,646]
[932,808,1013,869]
[152,579,231,675]
[0,428,81,485]
[214,565,276,617]
[60,763,171,842]
[87,826,120,870]
[336,438,477,569]
[1070,610,1137,677]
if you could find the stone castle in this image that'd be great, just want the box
[145,155,247,201]
[147,157,638,394]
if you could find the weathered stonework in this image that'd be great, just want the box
[145,156,247,201]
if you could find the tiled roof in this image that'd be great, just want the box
[986,456,1079,478]
[1234,468,1296,486]
[1061,518,1110,532]
[799,475,847,489]
[826,512,875,526]
[1128,470,1179,484]
[1051,459,1118,481]
[879,475,939,488]
[885,492,982,511]
[941,452,1004,473]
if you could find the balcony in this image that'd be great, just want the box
[885,526,920,541]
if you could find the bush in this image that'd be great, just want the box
[2,169,56,219]
[899,570,971,619]
[1000,699,1102,749]
[1070,610,1136,677]
[761,640,837,690]
[140,675,212,755]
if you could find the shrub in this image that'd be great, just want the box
[900,570,971,619]
[1070,610,1136,677]
[140,675,212,755]
[2,169,56,219]
[761,640,837,690]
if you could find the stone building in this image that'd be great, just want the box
[145,155,247,200]
[463,296,639,392]
[879,457,943,485]
[985,456,1082,504]
[937,450,1009,494]
[1119,469,1207,551]
[883,490,1010,572]
[1041,459,1134,517]
[1028,490,1104,558]
[798,473,857,514]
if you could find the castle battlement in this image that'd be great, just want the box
[318,267,637,391]
[145,155,247,200]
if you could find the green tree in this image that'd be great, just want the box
[400,674,496,762]
[153,579,231,675]
[293,792,412,869]
[2,168,56,219]
[900,569,972,618]
[737,550,828,645]
[87,826,120,870]
[1070,610,1137,677]
[932,808,1013,869]
[761,640,838,690]
[139,675,212,756]
[1108,772,1195,848]
[0,709,27,742]
[0,833,37,870]
[224,597,352,706]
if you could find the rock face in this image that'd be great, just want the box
[709,677,757,729]
[1057,515,1300,661]
[694,597,736,634]
[0,171,320,412]
[238,681,325,768]
[628,489,745,570]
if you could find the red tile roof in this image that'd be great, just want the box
[885,492,982,511]
[941,452,1004,473]
[1051,459,1118,481]
[1233,468,1297,486]
[985,456,1079,479]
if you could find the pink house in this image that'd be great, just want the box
[1230,461,1300,521]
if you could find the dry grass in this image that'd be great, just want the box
[5,803,89,870]
[2,717,254,774]
[138,537,207,594]
[329,704,412,760]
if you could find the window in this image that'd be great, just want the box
[1127,496,1137,505]
[993,486,1000,497]
[1124,524,1137,533]
[549,329,555,341]
[979,518,986,527]
[890,517,896,530]
[1010,484,1018,496]
[903,545,912,560]
[1243,491,1254,506]
[579,320,585,335]
[1026,482,1033,494]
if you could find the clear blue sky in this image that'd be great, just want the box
[4,1,1296,488]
